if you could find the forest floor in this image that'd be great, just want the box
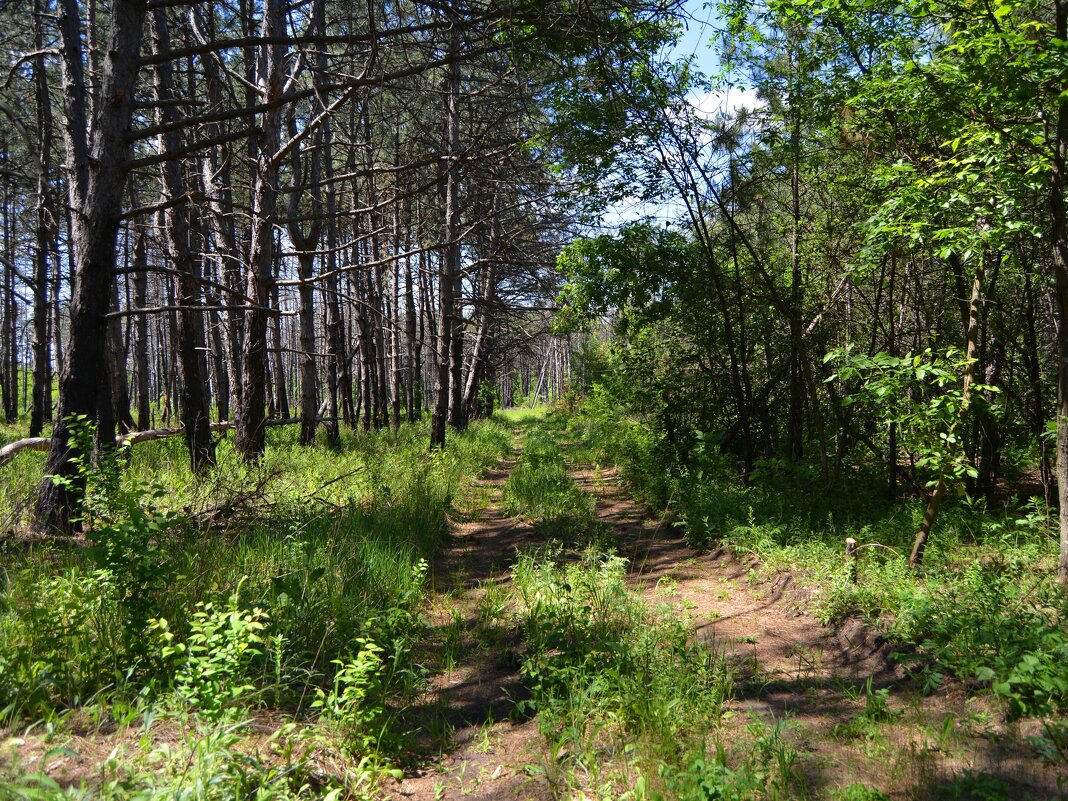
[387,431,1063,801]
[5,421,1060,800]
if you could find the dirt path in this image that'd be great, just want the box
[388,453,550,801]
[569,463,1061,800]
[390,445,1060,800]
[569,464,900,685]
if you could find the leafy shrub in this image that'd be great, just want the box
[0,566,124,718]
[86,485,180,657]
[313,639,391,756]
[152,589,269,719]
[0,718,350,800]
[513,545,732,791]
[657,718,799,801]
[894,563,1068,716]
[574,385,677,507]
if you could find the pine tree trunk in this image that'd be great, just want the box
[132,231,151,431]
[297,255,318,444]
[106,274,134,432]
[432,26,461,446]
[36,0,146,532]
[150,7,215,471]
[323,164,343,445]
[405,215,419,422]
[29,1,55,438]
[390,191,402,432]
[235,0,284,460]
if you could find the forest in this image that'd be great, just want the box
[0,0,1067,798]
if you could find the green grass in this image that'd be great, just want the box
[6,399,1065,797]
[0,415,513,796]
[0,716,344,800]
[502,425,595,528]
[501,542,802,799]
[563,391,1068,722]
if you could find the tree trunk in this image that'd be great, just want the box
[323,134,343,445]
[36,0,146,533]
[107,273,134,432]
[405,211,419,421]
[287,0,326,446]
[909,260,985,568]
[150,7,215,471]
[462,205,498,419]
[29,0,55,438]
[1052,0,1068,586]
[1,180,15,425]
[787,63,804,463]
[235,0,285,460]
[132,231,151,431]
[297,255,318,444]
[1022,258,1051,502]
[431,25,461,447]
[390,187,403,432]
[270,282,290,420]
[194,4,242,417]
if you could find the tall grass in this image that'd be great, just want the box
[502,425,594,526]
[506,543,801,800]
[0,416,512,792]
[566,390,1068,719]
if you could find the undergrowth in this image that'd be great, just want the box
[0,415,512,796]
[563,388,1068,724]
[502,423,595,534]
[506,542,803,800]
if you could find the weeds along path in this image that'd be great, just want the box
[390,428,1057,800]
[569,462,898,685]
[390,441,550,801]
[566,459,1060,799]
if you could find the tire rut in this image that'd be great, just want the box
[566,461,1062,799]
[388,450,550,801]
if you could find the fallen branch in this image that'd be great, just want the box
[0,437,50,467]
[121,421,234,446]
[0,417,338,469]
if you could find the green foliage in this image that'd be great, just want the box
[85,489,180,658]
[0,719,349,800]
[793,0,1056,268]
[512,544,735,796]
[830,785,892,801]
[0,415,512,780]
[573,384,680,508]
[833,678,900,741]
[503,427,595,526]
[567,393,1068,721]
[827,348,1000,486]
[0,567,124,720]
[655,718,800,801]
[312,639,395,757]
[510,538,806,798]
[894,563,1068,717]
[52,414,127,525]
[152,590,269,720]
[556,224,694,333]
[934,771,1010,801]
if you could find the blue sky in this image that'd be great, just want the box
[595,0,766,228]
[670,0,720,80]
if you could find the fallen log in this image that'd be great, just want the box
[0,417,335,469]
[0,437,50,467]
